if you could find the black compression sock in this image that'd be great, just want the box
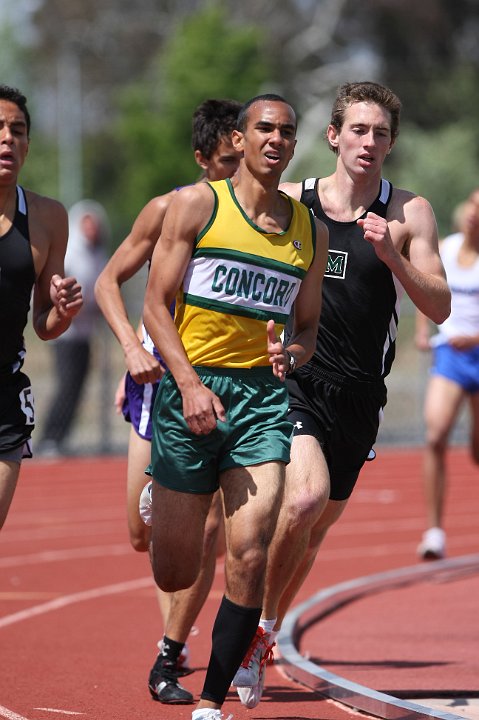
[201,595,262,704]
[160,635,184,663]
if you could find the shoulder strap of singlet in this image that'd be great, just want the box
[300,177,319,210]
[15,185,29,239]
[300,177,393,218]
[369,179,392,218]
[17,185,27,214]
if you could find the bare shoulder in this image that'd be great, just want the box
[164,181,216,223]
[175,181,215,201]
[388,187,438,257]
[24,189,67,229]
[22,191,68,277]
[311,216,329,272]
[148,188,178,215]
[389,186,435,221]
[24,190,68,265]
[280,180,302,201]
[132,189,179,238]
[313,215,328,242]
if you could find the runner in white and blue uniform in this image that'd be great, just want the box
[416,187,479,560]
[428,231,479,389]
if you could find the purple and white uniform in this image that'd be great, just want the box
[122,304,174,441]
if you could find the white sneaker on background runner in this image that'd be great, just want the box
[417,527,446,560]
[139,481,153,526]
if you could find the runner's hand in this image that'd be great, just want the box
[267,319,287,381]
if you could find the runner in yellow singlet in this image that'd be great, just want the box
[143,94,329,720]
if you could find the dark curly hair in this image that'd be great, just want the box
[0,85,31,136]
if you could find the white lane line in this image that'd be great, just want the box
[0,544,132,568]
[0,574,154,720]
[0,576,153,629]
[34,710,83,715]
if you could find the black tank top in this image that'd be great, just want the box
[286,177,399,382]
[0,186,35,376]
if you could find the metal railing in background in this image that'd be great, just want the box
[24,290,469,458]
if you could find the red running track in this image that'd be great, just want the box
[0,447,477,720]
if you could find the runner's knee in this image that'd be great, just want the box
[283,483,329,530]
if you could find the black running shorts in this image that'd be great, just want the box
[287,366,387,501]
[0,371,35,455]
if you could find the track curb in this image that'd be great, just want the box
[279,553,479,720]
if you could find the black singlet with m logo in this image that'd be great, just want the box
[287,177,399,382]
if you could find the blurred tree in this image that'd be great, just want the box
[0,1,60,198]
[13,0,479,240]
[27,0,203,211]
[1,2,34,89]
[365,0,479,128]
[100,2,270,240]
[271,0,479,236]
[386,121,479,237]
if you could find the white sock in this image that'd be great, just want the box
[259,618,277,634]
[268,630,278,644]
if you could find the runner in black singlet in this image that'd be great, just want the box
[0,85,82,531]
[285,177,394,501]
[233,81,451,710]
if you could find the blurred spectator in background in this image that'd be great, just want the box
[416,188,479,560]
[37,200,109,456]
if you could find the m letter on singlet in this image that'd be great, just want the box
[326,250,348,280]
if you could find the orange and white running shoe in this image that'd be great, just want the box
[232,626,275,709]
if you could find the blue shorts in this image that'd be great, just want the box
[122,372,160,441]
[431,343,479,393]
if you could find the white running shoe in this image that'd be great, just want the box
[139,481,153,526]
[417,527,446,560]
[236,665,266,709]
[191,710,233,720]
[232,626,275,709]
